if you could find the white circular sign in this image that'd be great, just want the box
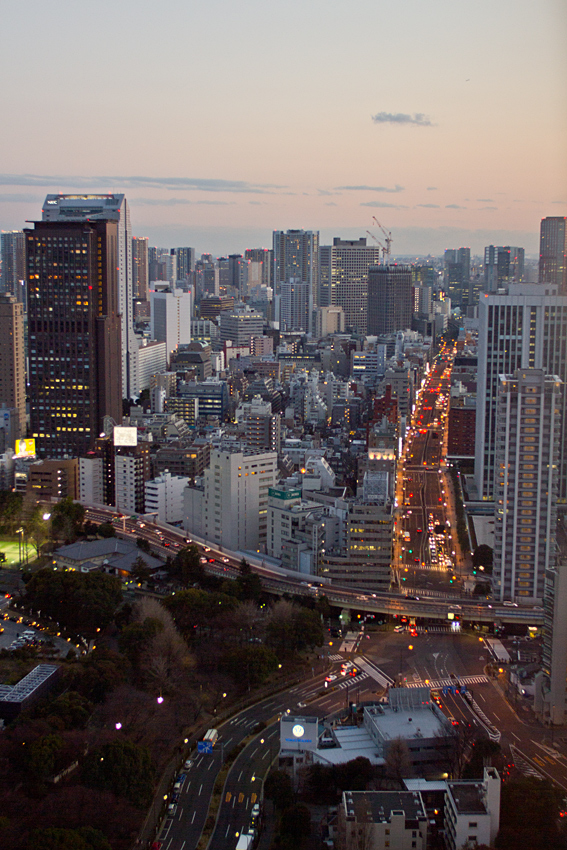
[292,724,305,738]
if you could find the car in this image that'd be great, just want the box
[447,716,460,726]
[204,547,211,552]
[503,601,518,607]
[394,625,404,633]
[167,803,177,817]
[414,558,420,563]
[183,758,194,770]
[416,528,422,533]
[325,674,338,682]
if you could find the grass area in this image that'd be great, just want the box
[0,538,24,567]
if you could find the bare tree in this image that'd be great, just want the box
[384,737,413,787]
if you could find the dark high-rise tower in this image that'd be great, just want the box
[132,236,149,300]
[539,216,567,293]
[367,265,412,336]
[26,220,122,459]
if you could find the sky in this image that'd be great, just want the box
[1,0,566,257]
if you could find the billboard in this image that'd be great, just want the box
[113,427,138,447]
[13,438,36,458]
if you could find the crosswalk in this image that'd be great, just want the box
[328,654,344,662]
[510,745,544,780]
[334,672,369,691]
[405,674,489,689]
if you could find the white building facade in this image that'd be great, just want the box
[145,470,189,525]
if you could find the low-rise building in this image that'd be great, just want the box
[337,790,428,850]
[145,470,189,525]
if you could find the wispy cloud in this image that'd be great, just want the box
[325,202,338,207]
[136,197,233,206]
[477,198,494,203]
[552,200,567,205]
[427,186,438,191]
[0,173,285,195]
[416,203,440,209]
[335,184,404,193]
[361,201,408,209]
[446,204,466,209]
[371,112,433,126]
[479,206,497,211]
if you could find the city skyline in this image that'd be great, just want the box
[0,0,565,256]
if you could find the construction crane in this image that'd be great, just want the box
[366,229,387,262]
[372,216,393,258]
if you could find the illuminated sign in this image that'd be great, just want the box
[113,426,138,447]
[13,438,36,458]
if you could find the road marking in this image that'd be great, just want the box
[238,792,244,803]
[492,713,500,720]
[198,784,203,796]
[191,811,196,823]
[238,770,243,781]
[180,842,186,850]
[511,732,521,741]
[225,792,232,802]
[225,825,231,837]
[251,792,257,803]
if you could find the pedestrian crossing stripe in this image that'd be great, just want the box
[405,675,488,689]
[328,654,343,662]
[335,673,369,690]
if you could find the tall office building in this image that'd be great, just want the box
[367,265,413,336]
[539,216,567,293]
[444,248,471,310]
[319,238,382,334]
[42,194,134,399]
[475,285,567,500]
[132,236,149,300]
[493,369,561,604]
[540,520,567,724]
[273,230,319,331]
[149,288,192,363]
[176,247,195,282]
[244,248,273,288]
[484,245,524,293]
[0,294,26,441]
[280,278,310,333]
[26,219,122,459]
[1,231,26,301]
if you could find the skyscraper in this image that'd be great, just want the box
[484,245,525,292]
[132,236,149,300]
[273,230,319,332]
[280,278,310,333]
[443,247,470,310]
[175,247,195,284]
[26,219,122,459]
[539,216,567,293]
[0,294,26,441]
[367,265,413,336]
[475,285,567,500]
[1,231,26,302]
[319,237,382,334]
[42,194,135,399]
[493,369,561,603]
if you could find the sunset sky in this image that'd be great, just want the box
[1,0,565,257]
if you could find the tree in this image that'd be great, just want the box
[22,569,122,634]
[97,522,116,539]
[279,804,311,842]
[24,503,51,558]
[82,739,155,806]
[385,738,412,786]
[0,489,23,534]
[26,827,111,850]
[473,544,494,575]
[264,769,294,810]
[50,497,85,544]
[495,777,567,850]
[64,648,129,703]
[136,536,151,553]
[172,544,205,585]
[130,555,153,584]
[235,558,263,602]
[220,644,278,688]
[265,600,324,657]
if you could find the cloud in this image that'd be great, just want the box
[427,187,438,191]
[0,192,42,203]
[445,204,466,209]
[416,203,440,209]
[0,173,284,195]
[335,184,404,193]
[371,112,433,126]
[136,197,233,206]
[476,198,494,202]
[325,202,338,207]
[479,206,498,211]
[552,200,567,205]
[361,201,408,209]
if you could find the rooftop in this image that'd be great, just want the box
[448,781,487,815]
[344,791,426,824]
